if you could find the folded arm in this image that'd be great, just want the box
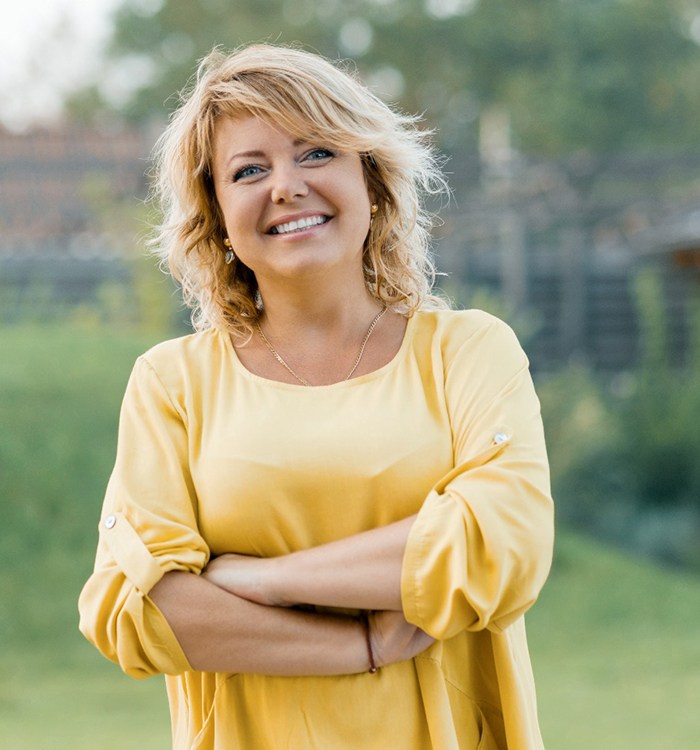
[202,515,417,611]
[149,570,432,675]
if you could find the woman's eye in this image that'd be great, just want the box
[304,148,334,162]
[233,164,262,182]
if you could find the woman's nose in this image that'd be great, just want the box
[270,164,309,204]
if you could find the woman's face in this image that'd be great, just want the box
[212,114,373,289]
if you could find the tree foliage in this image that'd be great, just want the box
[68,0,700,155]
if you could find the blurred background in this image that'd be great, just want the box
[1,1,699,747]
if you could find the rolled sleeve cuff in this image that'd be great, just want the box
[79,511,207,678]
[101,511,166,593]
[401,491,466,639]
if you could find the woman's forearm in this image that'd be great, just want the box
[149,570,368,675]
[204,515,417,612]
[272,515,417,610]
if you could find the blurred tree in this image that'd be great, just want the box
[67,0,700,155]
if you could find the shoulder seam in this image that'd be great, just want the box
[444,317,530,411]
[136,355,188,423]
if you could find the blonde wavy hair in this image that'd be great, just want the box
[150,43,449,336]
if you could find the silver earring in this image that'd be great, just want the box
[223,238,235,264]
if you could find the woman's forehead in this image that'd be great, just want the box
[211,110,351,156]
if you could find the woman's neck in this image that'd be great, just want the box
[256,279,383,344]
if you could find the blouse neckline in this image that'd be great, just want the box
[221,312,418,392]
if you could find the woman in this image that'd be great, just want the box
[79,43,554,749]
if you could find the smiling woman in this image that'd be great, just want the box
[78,43,554,750]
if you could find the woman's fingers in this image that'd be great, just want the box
[368,610,435,667]
[202,554,278,605]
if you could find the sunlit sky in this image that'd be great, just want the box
[0,0,479,132]
[0,0,120,130]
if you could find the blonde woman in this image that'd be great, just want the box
[79,43,554,749]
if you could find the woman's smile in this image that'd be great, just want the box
[266,212,331,236]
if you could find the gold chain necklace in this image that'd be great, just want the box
[255,307,387,386]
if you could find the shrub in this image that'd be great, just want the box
[538,268,700,568]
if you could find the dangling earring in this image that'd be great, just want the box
[223,238,235,264]
[370,204,378,228]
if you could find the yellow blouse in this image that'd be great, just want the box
[79,309,554,750]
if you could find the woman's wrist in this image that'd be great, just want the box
[264,554,292,606]
[360,612,378,673]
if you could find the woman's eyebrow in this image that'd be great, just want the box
[224,140,310,169]
[225,149,265,168]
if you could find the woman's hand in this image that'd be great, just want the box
[202,554,291,607]
[368,610,435,668]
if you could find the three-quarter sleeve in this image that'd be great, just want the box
[78,356,209,678]
[401,316,554,640]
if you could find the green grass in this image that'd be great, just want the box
[1,648,170,750]
[1,323,698,748]
[0,324,172,747]
[529,533,700,749]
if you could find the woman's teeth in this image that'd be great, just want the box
[270,215,328,235]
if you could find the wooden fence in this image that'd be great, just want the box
[437,223,697,373]
[1,243,695,374]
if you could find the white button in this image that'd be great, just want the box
[104,514,117,529]
[493,432,509,445]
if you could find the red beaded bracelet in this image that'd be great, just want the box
[361,612,378,674]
